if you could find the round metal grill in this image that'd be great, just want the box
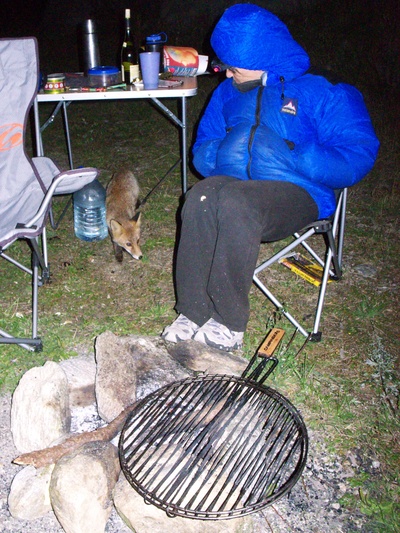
[119,372,308,520]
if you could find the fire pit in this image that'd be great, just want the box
[119,329,308,520]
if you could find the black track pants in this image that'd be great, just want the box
[175,176,318,332]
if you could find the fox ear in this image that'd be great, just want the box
[132,211,141,224]
[110,219,123,234]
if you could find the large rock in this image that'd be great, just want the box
[94,332,189,422]
[113,473,254,533]
[166,339,249,376]
[8,464,54,520]
[59,353,97,408]
[10,361,70,453]
[50,440,120,533]
[94,332,139,423]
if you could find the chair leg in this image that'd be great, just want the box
[32,249,40,341]
[253,273,310,338]
[310,247,334,341]
[0,238,46,351]
[254,189,347,341]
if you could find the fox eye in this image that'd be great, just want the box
[126,242,132,246]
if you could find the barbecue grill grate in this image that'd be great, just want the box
[119,363,308,520]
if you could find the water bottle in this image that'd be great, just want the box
[145,32,167,72]
[73,179,108,242]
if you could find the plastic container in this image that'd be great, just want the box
[88,66,120,87]
[73,179,108,242]
[145,33,167,72]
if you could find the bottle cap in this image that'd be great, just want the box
[146,32,167,44]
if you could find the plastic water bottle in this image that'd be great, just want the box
[73,179,108,242]
[145,32,167,72]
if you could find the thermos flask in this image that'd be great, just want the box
[81,19,101,74]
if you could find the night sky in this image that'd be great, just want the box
[0,0,399,96]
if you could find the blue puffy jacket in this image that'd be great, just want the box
[192,4,380,218]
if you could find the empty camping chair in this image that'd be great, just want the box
[253,188,347,342]
[0,37,99,351]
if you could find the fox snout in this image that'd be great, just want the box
[121,238,142,260]
[126,242,143,260]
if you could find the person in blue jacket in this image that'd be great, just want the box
[162,3,379,351]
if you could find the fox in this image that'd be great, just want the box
[106,169,142,262]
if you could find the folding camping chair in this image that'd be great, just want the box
[0,37,98,351]
[253,188,347,342]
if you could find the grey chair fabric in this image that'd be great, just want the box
[0,37,99,351]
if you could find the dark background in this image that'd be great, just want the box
[1,0,399,99]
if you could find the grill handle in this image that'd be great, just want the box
[242,328,285,385]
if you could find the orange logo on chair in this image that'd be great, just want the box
[0,123,23,151]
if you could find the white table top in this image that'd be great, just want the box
[37,76,197,102]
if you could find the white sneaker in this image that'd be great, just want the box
[161,314,199,343]
[193,318,243,351]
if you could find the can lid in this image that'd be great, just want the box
[88,66,119,76]
[47,73,65,80]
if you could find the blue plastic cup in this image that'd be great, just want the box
[140,52,160,89]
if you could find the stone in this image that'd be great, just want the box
[113,473,254,533]
[59,353,97,408]
[8,464,54,520]
[50,441,120,533]
[10,361,70,453]
[94,332,189,422]
[126,336,190,399]
[353,263,378,278]
[94,332,139,422]
[166,339,249,376]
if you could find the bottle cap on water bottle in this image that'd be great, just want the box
[145,32,167,44]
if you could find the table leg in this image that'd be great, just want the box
[62,102,74,169]
[34,99,74,168]
[33,98,44,157]
[151,96,188,195]
[181,96,187,193]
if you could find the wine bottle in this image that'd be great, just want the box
[121,9,139,84]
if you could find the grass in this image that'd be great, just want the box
[1,74,399,531]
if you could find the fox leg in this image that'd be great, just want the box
[113,242,124,262]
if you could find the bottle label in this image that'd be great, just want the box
[129,64,140,83]
[121,62,139,83]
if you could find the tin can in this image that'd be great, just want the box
[44,74,66,94]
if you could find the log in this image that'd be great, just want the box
[13,403,136,468]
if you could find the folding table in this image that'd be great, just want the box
[33,77,198,194]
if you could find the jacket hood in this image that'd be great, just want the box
[210,3,310,82]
